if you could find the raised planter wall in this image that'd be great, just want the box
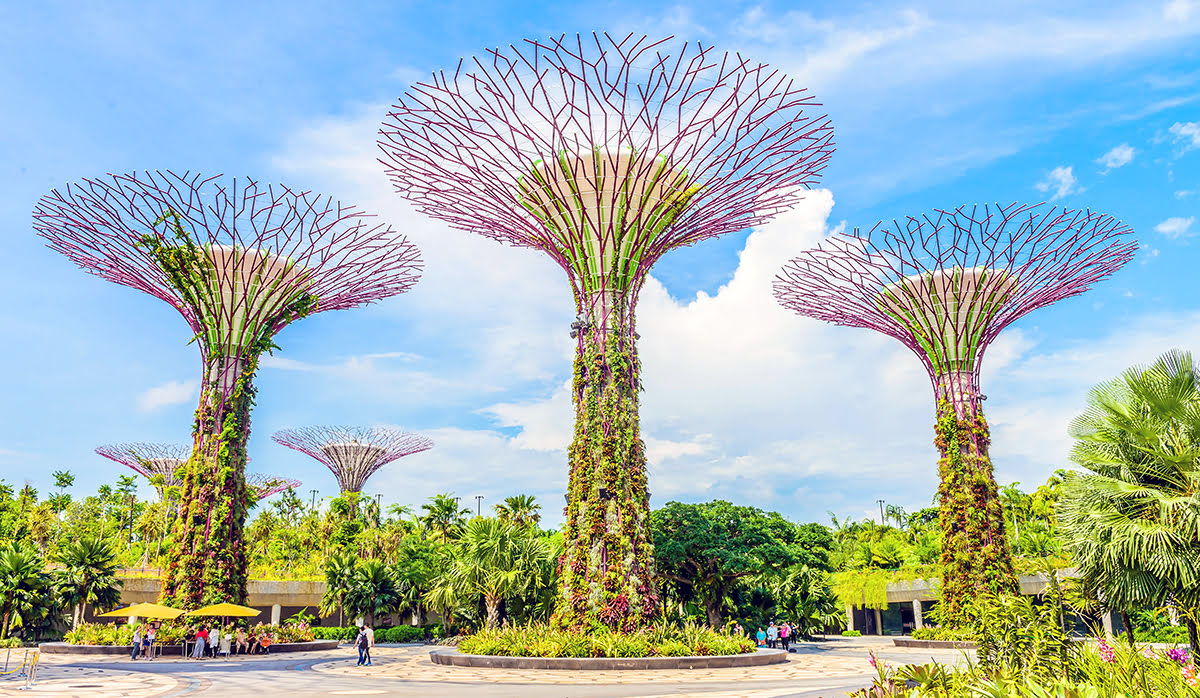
[39,640,339,655]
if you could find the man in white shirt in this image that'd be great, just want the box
[209,626,220,658]
[364,625,375,666]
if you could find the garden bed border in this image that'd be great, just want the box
[39,640,339,655]
[429,647,788,670]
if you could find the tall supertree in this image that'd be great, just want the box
[95,442,189,500]
[272,425,433,494]
[774,203,1136,626]
[246,473,302,502]
[378,34,834,630]
[34,171,423,606]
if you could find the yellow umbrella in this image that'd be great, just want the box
[98,603,185,619]
[187,602,261,617]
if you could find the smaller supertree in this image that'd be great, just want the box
[246,473,302,502]
[95,442,189,500]
[272,426,433,494]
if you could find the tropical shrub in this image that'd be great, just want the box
[842,630,862,637]
[909,626,973,642]
[458,622,754,658]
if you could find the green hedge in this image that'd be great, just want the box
[910,626,974,641]
[311,624,443,643]
[841,630,861,637]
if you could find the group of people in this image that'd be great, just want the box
[129,623,157,660]
[185,623,273,659]
[354,625,375,666]
[749,621,795,651]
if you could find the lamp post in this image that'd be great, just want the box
[310,489,319,511]
[877,499,886,526]
[475,495,484,517]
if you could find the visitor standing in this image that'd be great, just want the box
[131,623,142,660]
[364,625,375,666]
[236,627,248,655]
[144,624,156,660]
[192,626,208,659]
[209,625,220,658]
[755,627,766,647]
[767,622,778,649]
[355,626,368,666]
[779,621,791,651]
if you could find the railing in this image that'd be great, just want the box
[0,648,39,690]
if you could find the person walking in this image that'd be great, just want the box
[767,621,778,649]
[130,623,142,660]
[364,624,375,666]
[779,621,791,652]
[755,627,766,647]
[355,626,368,666]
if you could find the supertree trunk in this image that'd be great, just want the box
[932,381,1017,627]
[160,353,258,606]
[556,297,657,631]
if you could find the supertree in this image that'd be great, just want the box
[95,442,189,500]
[246,473,302,502]
[34,171,423,606]
[271,425,433,494]
[774,203,1136,626]
[378,33,834,630]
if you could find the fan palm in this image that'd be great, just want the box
[54,537,122,628]
[1058,349,1200,652]
[0,543,48,639]
[345,559,400,626]
[419,494,470,543]
[494,495,541,528]
[320,552,358,627]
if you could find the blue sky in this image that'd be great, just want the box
[2,1,1199,526]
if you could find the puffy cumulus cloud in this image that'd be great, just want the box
[135,379,197,413]
[1096,143,1135,173]
[1155,216,1196,238]
[1034,166,1083,200]
[1170,121,1200,153]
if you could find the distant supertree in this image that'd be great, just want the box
[378,34,834,630]
[774,203,1136,626]
[272,425,433,494]
[95,442,189,500]
[246,473,302,502]
[34,171,423,606]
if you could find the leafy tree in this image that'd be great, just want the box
[345,559,400,626]
[652,501,798,626]
[1059,349,1200,653]
[391,535,450,625]
[54,537,122,628]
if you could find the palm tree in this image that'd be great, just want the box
[0,543,48,639]
[419,494,470,543]
[54,537,122,628]
[1058,349,1200,652]
[494,495,541,528]
[320,552,358,627]
[428,517,550,629]
[345,560,401,626]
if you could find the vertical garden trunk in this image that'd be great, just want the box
[159,354,257,607]
[933,396,1018,627]
[555,298,658,631]
[1188,616,1199,655]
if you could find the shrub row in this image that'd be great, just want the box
[910,626,975,641]
[310,624,443,643]
[458,623,755,658]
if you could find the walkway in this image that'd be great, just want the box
[0,637,970,698]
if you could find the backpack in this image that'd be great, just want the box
[357,631,368,649]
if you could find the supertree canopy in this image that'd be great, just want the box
[95,442,189,499]
[272,425,433,494]
[246,473,302,502]
[34,171,423,606]
[379,33,834,630]
[774,203,1136,626]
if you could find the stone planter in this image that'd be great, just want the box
[39,640,339,655]
[429,647,787,670]
[892,638,976,650]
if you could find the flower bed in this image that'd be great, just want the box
[457,624,754,658]
[63,621,314,645]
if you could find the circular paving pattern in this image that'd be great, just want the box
[0,661,179,697]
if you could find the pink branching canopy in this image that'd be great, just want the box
[95,442,190,488]
[378,33,833,304]
[272,425,434,493]
[774,203,1136,403]
[246,472,302,502]
[34,171,423,364]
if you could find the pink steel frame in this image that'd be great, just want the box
[774,202,1137,415]
[246,473,302,502]
[95,442,190,489]
[272,425,434,494]
[378,33,835,325]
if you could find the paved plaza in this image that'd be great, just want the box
[0,637,970,698]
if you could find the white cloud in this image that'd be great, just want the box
[135,379,197,412]
[1165,0,1198,22]
[1170,121,1200,153]
[1176,188,1196,198]
[1096,143,1136,172]
[1034,166,1083,200]
[1155,216,1196,238]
